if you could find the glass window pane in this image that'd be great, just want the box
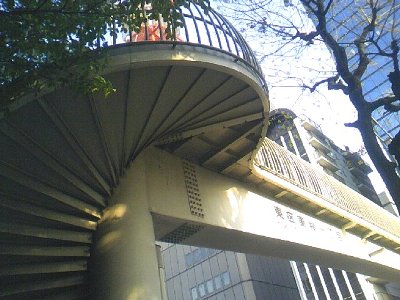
[214,275,222,290]
[222,271,231,286]
[200,248,208,259]
[185,253,193,267]
[191,287,198,300]
[193,249,201,262]
[209,248,217,256]
[206,279,214,293]
[199,283,206,297]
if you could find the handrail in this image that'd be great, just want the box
[254,138,400,241]
[106,2,264,77]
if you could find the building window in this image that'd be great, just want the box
[200,248,209,258]
[193,249,201,262]
[185,247,218,268]
[222,271,231,286]
[206,279,214,294]
[198,283,206,297]
[191,287,198,300]
[190,271,231,299]
[214,275,222,290]
[185,252,193,267]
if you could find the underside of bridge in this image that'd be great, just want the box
[0,42,268,299]
[2,6,400,299]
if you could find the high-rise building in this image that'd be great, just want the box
[161,242,382,300]
[161,109,399,300]
[161,244,300,300]
[319,1,400,151]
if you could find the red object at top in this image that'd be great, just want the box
[126,22,181,42]
[128,22,181,42]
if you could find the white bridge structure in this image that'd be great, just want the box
[1,3,399,299]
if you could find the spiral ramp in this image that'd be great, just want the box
[0,43,268,299]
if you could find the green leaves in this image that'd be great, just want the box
[88,75,116,97]
[0,0,209,108]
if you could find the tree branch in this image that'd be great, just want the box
[370,95,397,111]
[301,0,318,14]
[292,30,319,44]
[327,77,349,94]
[302,77,334,93]
[302,0,353,84]
[324,0,334,14]
[352,1,378,79]
[385,103,400,113]
[344,120,360,128]
[389,40,400,99]
[302,74,349,94]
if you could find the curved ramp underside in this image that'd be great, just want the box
[0,45,267,299]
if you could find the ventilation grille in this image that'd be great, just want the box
[182,161,204,218]
[160,223,204,243]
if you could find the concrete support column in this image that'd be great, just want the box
[371,283,395,300]
[156,245,168,300]
[90,156,162,300]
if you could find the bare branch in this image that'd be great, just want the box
[392,40,400,71]
[302,76,336,93]
[327,78,349,93]
[301,0,318,14]
[302,0,353,84]
[292,30,319,44]
[302,74,349,94]
[385,103,400,113]
[218,0,400,206]
[324,0,334,14]
[370,95,397,110]
[388,40,400,100]
[352,1,378,79]
[344,120,360,128]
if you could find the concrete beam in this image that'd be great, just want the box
[140,146,400,284]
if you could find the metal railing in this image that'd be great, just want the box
[106,2,264,78]
[254,138,400,240]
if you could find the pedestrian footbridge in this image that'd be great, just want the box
[0,2,399,299]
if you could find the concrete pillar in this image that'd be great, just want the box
[90,156,163,300]
[156,245,168,300]
[371,284,395,300]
